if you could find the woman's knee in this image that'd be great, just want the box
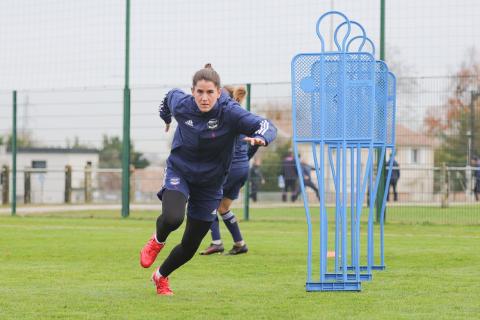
[218,203,230,215]
[157,211,184,229]
[157,190,187,228]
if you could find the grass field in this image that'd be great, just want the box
[1,208,479,319]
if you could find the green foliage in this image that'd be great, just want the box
[65,136,91,149]
[99,135,122,168]
[427,60,480,168]
[433,109,475,191]
[6,133,36,148]
[259,138,291,191]
[131,151,150,169]
[99,135,150,169]
[434,109,476,167]
[426,59,480,192]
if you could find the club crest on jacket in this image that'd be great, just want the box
[207,118,219,130]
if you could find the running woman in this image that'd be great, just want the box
[139,64,277,295]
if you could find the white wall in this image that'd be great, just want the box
[1,151,99,204]
[390,146,434,201]
[297,144,435,203]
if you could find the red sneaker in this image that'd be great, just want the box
[140,234,164,268]
[151,268,174,296]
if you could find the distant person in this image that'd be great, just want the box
[295,157,320,201]
[281,150,298,202]
[249,157,265,202]
[473,156,480,201]
[387,156,400,202]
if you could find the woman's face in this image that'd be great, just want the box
[192,79,221,113]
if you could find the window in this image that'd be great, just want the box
[411,149,419,164]
[32,160,47,169]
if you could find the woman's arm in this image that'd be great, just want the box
[228,103,277,146]
[159,89,189,132]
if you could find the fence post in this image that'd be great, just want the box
[84,163,92,203]
[375,0,387,223]
[243,83,251,221]
[65,165,72,204]
[121,0,131,218]
[11,90,17,215]
[1,165,9,205]
[440,162,449,208]
[24,169,31,204]
[129,165,135,203]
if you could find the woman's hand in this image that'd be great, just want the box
[243,137,266,146]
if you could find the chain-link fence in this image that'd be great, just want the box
[1,1,479,224]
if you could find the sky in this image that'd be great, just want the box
[0,0,479,157]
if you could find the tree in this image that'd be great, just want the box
[99,135,122,168]
[65,136,91,149]
[259,138,292,191]
[99,135,150,169]
[424,49,480,167]
[6,132,37,148]
[131,150,150,169]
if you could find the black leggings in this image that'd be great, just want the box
[156,190,187,242]
[156,190,212,277]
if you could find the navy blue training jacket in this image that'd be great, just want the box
[160,89,276,186]
[230,134,260,169]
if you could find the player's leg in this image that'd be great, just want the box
[151,183,221,295]
[392,180,398,201]
[387,182,391,201]
[158,216,212,276]
[200,215,224,255]
[140,189,187,268]
[210,215,221,243]
[140,168,189,268]
[200,166,245,256]
[475,180,479,201]
[293,179,304,201]
[220,166,249,255]
[152,216,212,295]
[306,180,320,200]
[282,181,288,202]
[218,198,248,255]
[156,190,188,241]
[290,180,299,202]
[250,182,258,202]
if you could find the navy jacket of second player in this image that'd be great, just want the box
[160,89,276,187]
[231,134,260,169]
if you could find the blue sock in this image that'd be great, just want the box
[210,216,221,242]
[221,211,243,243]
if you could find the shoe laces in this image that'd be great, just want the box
[147,238,162,253]
[157,276,173,294]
